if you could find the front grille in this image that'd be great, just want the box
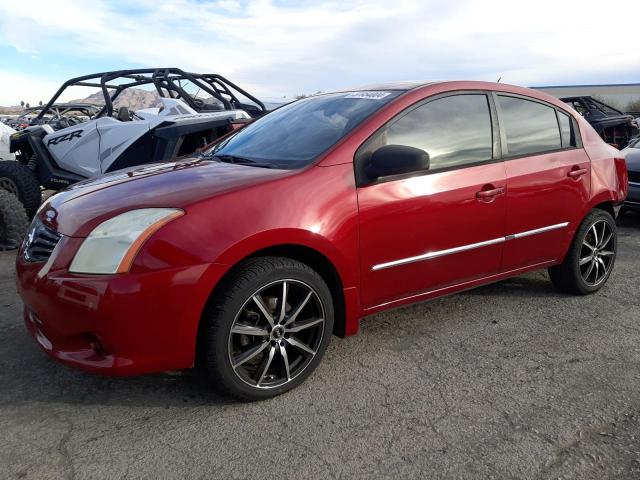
[629,170,640,183]
[23,218,61,262]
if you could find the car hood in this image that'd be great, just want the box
[44,157,293,236]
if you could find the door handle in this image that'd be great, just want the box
[568,167,588,179]
[476,186,505,200]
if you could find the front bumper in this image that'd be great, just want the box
[624,181,640,211]
[16,240,228,376]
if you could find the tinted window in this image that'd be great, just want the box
[208,91,401,168]
[366,94,493,170]
[499,96,561,156]
[557,111,574,148]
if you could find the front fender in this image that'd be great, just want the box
[214,227,358,289]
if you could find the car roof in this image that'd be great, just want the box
[316,80,572,114]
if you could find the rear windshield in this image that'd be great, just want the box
[206,91,401,168]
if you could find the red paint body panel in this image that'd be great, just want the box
[16,236,228,374]
[15,81,627,376]
[358,161,507,307]
[501,148,591,270]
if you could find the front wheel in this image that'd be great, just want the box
[548,209,617,295]
[202,257,334,400]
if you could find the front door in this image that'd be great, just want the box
[356,93,507,308]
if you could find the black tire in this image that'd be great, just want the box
[0,161,42,218]
[203,256,334,400]
[0,190,29,251]
[548,209,617,295]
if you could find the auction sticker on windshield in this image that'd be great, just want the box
[343,91,392,100]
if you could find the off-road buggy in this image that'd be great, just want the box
[1,68,266,216]
[561,96,639,149]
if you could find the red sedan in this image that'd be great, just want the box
[16,81,628,399]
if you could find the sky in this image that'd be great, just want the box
[0,0,638,106]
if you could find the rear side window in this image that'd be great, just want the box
[557,111,575,148]
[367,94,493,171]
[498,95,561,156]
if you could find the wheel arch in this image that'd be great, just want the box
[592,200,616,218]
[195,239,356,367]
[586,190,619,219]
[557,197,618,265]
[246,244,347,336]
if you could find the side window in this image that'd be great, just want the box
[365,94,493,171]
[498,95,561,156]
[557,111,575,148]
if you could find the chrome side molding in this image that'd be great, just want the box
[504,222,569,240]
[372,222,569,271]
[372,237,505,271]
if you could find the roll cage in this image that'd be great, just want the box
[24,103,101,121]
[36,68,267,121]
[561,96,625,119]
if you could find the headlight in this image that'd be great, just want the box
[69,208,184,274]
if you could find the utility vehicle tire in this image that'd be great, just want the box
[202,256,334,401]
[0,161,42,218]
[548,209,617,295]
[0,190,29,251]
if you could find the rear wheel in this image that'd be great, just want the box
[0,161,41,217]
[0,190,29,251]
[202,257,334,400]
[548,209,617,294]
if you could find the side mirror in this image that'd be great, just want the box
[365,144,430,180]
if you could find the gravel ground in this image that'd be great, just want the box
[1,214,639,480]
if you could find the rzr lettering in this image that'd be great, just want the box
[47,130,83,147]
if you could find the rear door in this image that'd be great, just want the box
[357,92,507,308]
[496,94,590,270]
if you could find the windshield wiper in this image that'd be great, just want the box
[211,154,277,169]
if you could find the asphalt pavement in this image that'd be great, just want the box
[1,214,640,479]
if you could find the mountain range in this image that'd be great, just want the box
[0,88,163,115]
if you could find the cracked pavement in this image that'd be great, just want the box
[1,214,640,479]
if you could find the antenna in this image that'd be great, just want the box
[497,76,502,83]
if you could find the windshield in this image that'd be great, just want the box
[207,90,401,168]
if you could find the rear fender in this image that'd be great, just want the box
[614,156,629,201]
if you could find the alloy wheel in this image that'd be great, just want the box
[227,279,325,389]
[579,219,615,286]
